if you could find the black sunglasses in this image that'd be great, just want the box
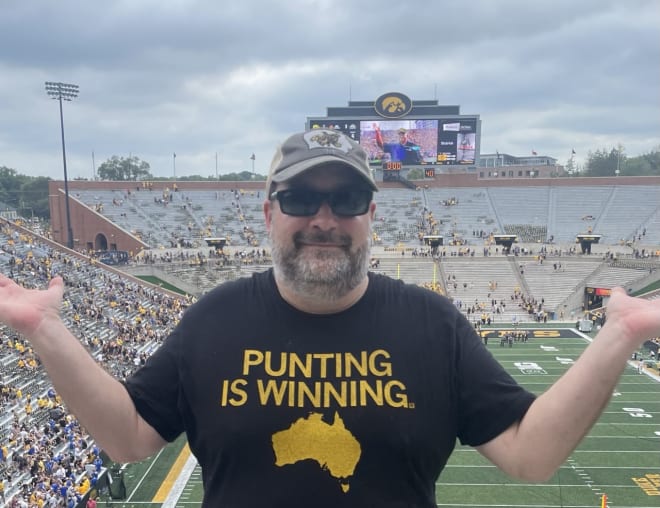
[270,188,373,217]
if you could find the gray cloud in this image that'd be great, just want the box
[0,0,658,179]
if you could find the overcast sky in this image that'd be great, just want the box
[1,0,658,180]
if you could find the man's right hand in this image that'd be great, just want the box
[0,274,64,340]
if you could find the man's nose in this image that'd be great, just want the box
[309,201,339,225]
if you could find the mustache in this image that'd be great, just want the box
[293,230,352,247]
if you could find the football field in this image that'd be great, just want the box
[104,328,660,508]
[438,328,660,507]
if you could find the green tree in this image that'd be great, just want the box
[0,166,22,207]
[97,156,153,181]
[623,147,660,176]
[406,168,425,180]
[19,177,50,218]
[564,156,578,175]
[0,167,51,219]
[150,171,267,182]
[584,146,626,177]
[219,171,266,181]
[584,146,660,177]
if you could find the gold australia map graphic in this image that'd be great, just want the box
[271,411,362,493]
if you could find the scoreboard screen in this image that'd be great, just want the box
[307,117,478,166]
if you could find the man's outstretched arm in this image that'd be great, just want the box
[477,287,660,481]
[373,123,384,148]
[0,274,167,462]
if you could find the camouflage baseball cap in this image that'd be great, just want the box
[267,129,378,192]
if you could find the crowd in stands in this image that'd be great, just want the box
[359,126,440,163]
[136,247,270,268]
[0,220,192,506]
[445,271,550,328]
[502,224,547,243]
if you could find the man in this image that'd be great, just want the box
[0,129,659,507]
[373,124,423,164]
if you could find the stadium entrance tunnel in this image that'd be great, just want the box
[95,233,108,251]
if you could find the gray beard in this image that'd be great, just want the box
[271,230,371,302]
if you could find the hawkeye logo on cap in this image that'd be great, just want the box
[374,92,412,118]
[304,130,352,153]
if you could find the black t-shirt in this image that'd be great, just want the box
[124,270,535,507]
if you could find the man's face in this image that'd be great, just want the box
[264,165,376,301]
[398,131,407,144]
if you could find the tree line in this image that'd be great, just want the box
[94,155,266,183]
[0,167,50,219]
[576,147,660,177]
[1,147,658,220]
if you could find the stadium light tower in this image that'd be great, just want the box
[45,81,79,249]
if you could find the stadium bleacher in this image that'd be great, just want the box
[0,221,192,506]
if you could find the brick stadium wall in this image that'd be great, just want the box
[48,182,149,253]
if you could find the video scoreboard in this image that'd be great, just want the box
[307,118,479,167]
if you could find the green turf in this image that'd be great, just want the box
[135,275,189,295]
[97,434,191,506]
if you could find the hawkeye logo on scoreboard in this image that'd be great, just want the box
[374,92,413,118]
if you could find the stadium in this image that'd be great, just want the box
[1,93,659,507]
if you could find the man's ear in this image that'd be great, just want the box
[264,199,273,232]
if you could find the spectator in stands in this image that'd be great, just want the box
[1,128,660,507]
[373,124,423,164]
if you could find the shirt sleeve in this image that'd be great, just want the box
[453,315,536,446]
[122,329,185,442]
